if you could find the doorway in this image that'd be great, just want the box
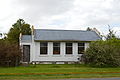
[23,45,30,62]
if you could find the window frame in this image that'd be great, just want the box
[78,42,85,54]
[66,42,72,54]
[53,42,60,55]
[40,42,48,55]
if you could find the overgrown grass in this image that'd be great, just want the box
[0,64,120,79]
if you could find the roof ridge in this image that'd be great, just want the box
[34,29,92,32]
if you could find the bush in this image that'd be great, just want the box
[84,39,120,67]
[0,40,21,67]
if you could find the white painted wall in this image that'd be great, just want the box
[31,42,89,62]
[20,41,90,63]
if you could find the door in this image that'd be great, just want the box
[23,45,30,62]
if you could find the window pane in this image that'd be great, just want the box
[40,42,48,54]
[66,43,72,54]
[78,47,84,54]
[66,43,72,46]
[53,42,60,55]
[66,47,72,54]
[40,42,47,46]
[78,43,84,46]
[53,47,60,54]
[40,47,47,54]
[53,42,60,46]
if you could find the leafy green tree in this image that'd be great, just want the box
[84,39,120,67]
[7,19,31,43]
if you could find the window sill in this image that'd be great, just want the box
[77,54,83,56]
[52,55,61,57]
[39,55,48,57]
[65,54,74,57]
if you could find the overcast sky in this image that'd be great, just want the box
[0,0,120,37]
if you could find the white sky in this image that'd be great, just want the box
[0,0,120,37]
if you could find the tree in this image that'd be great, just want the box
[0,40,21,67]
[106,25,117,40]
[7,19,31,43]
[84,39,120,67]
[0,33,2,38]
[86,27,92,31]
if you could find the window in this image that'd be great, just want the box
[40,42,48,54]
[78,43,85,54]
[66,43,72,54]
[53,42,60,55]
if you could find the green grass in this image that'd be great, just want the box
[0,64,120,79]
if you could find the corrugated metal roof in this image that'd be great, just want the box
[34,29,101,41]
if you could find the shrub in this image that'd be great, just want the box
[0,40,21,67]
[84,39,120,67]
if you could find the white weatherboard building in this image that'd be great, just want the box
[20,28,101,64]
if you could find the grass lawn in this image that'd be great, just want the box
[0,64,120,79]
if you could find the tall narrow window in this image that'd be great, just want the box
[53,42,60,55]
[66,43,72,54]
[78,43,85,54]
[40,42,48,54]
